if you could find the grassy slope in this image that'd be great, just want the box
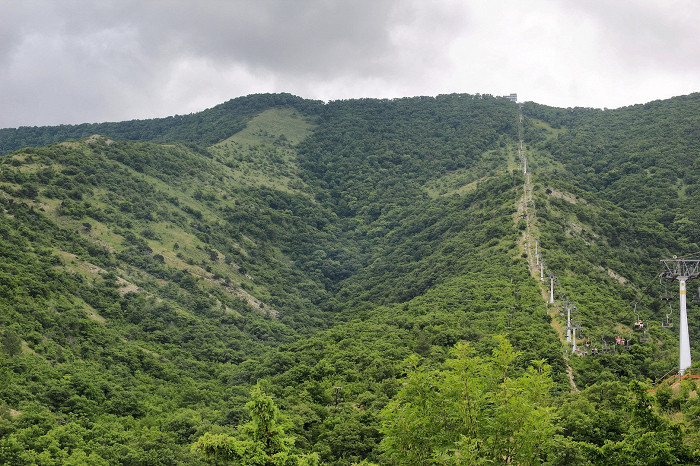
[209,107,316,194]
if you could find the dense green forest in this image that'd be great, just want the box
[0,93,698,464]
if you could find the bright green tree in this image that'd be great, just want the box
[192,384,318,465]
[379,336,557,464]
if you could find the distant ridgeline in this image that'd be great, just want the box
[0,93,324,155]
[0,92,698,464]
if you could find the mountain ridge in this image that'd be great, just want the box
[0,92,698,463]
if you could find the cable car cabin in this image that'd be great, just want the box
[662,318,673,328]
[634,319,645,329]
[640,330,649,343]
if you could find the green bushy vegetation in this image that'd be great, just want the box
[0,93,323,156]
[522,95,700,388]
[0,93,698,463]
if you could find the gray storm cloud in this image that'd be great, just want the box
[0,0,698,128]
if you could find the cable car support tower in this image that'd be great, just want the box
[660,257,699,375]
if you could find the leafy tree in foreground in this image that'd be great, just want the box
[192,384,319,465]
[379,336,557,465]
[592,380,696,465]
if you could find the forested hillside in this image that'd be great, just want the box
[0,94,323,156]
[0,93,698,464]
[522,95,700,387]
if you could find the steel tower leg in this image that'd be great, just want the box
[679,278,692,375]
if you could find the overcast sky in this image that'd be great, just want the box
[1,0,698,128]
